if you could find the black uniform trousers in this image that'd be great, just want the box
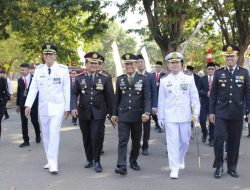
[152,114,159,127]
[200,105,214,141]
[117,121,142,166]
[20,106,40,143]
[213,118,243,171]
[0,105,4,138]
[100,123,105,151]
[79,118,105,162]
[142,118,151,150]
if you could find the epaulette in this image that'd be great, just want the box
[98,72,108,77]
[75,73,84,78]
[35,64,44,69]
[238,66,247,70]
[117,74,126,78]
[59,64,68,69]
[138,73,146,77]
[218,66,225,71]
[160,74,168,79]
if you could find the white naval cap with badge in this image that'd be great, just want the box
[165,52,183,62]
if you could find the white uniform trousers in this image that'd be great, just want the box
[165,122,191,172]
[39,114,64,170]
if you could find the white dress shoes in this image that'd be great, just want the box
[170,170,179,179]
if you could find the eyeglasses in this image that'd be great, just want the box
[207,68,215,70]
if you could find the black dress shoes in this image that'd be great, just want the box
[19,142,30,148]
[142,149,149,156]
[94,162,102,172]
[202,135,207,143]
[157,128,163,133]
[84,161,93,168]
[115,165,127,175]
[209,140,214,147]
[227,169,239,178]
[130,161,140,171]
[36,136,41,143]
[214,167,223,178]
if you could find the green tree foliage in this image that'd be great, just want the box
[84,22,137,76]
[0,0,109,66]
[115,0,204,57]
[202,0,250,63]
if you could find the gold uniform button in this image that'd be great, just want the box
[230,86,232,88]
[230,93,232,96]
[90,102,92,105]
[129,88,131,90]
[129,94,131,96]
[229,100,232,103]
[129,100,131,103]
[129,107,131,109]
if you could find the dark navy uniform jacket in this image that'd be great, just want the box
[209,66,250,120]
[113,72,151,122]
[71,72,114,120]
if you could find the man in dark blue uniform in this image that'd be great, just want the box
[209,44,250,178]
[111,53,151,175]
[136,54,157,155]
[71,52,114,173]
[198,62,216,146]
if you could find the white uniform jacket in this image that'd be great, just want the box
[25,62,70,116]
[157,71,200,123]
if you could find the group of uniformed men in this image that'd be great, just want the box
[1,42,249,180]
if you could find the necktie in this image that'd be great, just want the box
[128,76,132,84]
[48,68,51,75]
[24,78,27,89]
[229,68,233,75]
[156,73,159,81]
[72,77,75,86]
[89,74,94,85]
[208,76,212,91]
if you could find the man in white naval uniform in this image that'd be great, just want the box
[25,43,70,174]
[157,52,200,179]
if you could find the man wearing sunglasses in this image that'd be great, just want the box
[209,44,250,179]
[112,53,151,175]
[25,43,71,174]
[71,52,114,173]
[198,62,216,147]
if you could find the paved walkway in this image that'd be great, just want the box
[0,108,250,190]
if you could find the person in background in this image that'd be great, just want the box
[16,63,41,148]
[198,62,216,147]
[136,54,157,155]
[152,61,166,133]
[0,68,10,139]
[69,69,78,125]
